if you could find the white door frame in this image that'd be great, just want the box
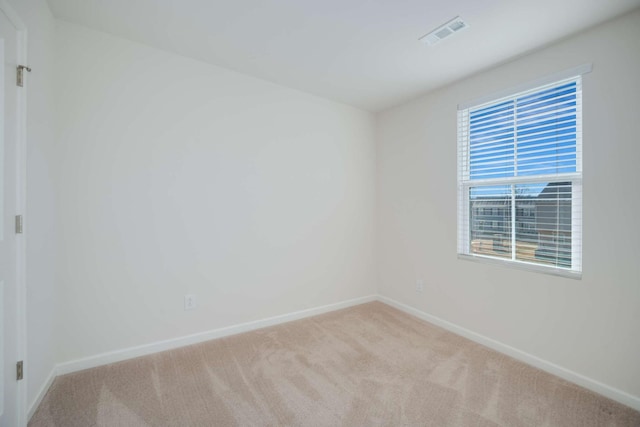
[0,0,28,425]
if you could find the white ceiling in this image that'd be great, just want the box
[46,0,640,112]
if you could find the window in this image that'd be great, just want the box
[457,70,586,277]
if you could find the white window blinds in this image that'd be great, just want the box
[457,74,583,276]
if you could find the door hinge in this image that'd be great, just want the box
[17,65,31,87]
[15,215,23,234]
[17,361,24,381]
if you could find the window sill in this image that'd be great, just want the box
[457,253,582,280]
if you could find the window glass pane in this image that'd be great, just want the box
[469,185,511,259]
[515,82,577,176]
[469,100,515,180]
[515,182,572,268]
[467,80,578,180]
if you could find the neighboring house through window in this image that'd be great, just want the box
[457,66,590,277]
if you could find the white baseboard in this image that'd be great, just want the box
[377,295,640,412]
[28,367,57,420]
[56,295,377,376]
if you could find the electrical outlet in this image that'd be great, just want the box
[184,294,197,311]
[416,280,425,292]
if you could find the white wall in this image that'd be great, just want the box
[6,0,58,412]
[53,22,376,363]
[377,10,640,401]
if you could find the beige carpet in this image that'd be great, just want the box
[29,302,640,426]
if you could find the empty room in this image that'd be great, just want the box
[1,0,639,425]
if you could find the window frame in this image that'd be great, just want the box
[457,66,590,279]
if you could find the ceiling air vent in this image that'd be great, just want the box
[419,16,469,46]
